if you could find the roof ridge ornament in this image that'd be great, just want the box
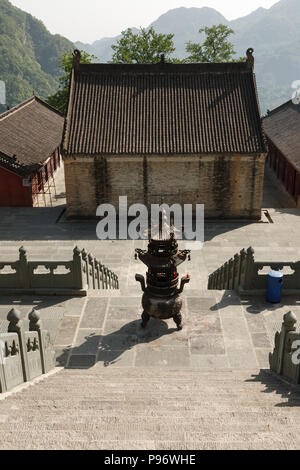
[72,49,81,70]
[246,48,254,70]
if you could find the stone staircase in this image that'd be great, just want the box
[0,367,299,450]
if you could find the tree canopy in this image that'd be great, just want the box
[47,50,97,114]
[186,24,237,63]
[111,27,176,64]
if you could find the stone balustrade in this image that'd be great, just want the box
[208,246,300,295]
[269,311,300,385]
[0,246,119,296]
[0,308,56,393]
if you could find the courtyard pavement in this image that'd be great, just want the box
[0,166,299,371]
[0,201,300,371]
[0,168,300,450]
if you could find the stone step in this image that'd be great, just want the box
[50,377,283,386]
[0,367,299,450]
[1,410,297,423]
[2,413,295,426]
[1,439,296,451]
[6,396,297,408]
[22,382,289,393]
[0,429,297,444]
[1,415,299,430]
[1,402,298,416]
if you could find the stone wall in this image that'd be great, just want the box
[64,153,266,219]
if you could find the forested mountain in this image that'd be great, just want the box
[1,0,300,114]
[75,0,300,113]
[0,0,73,112]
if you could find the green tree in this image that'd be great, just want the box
[111,27,176,64]
[47,50,97,114]
[186,24,237,63]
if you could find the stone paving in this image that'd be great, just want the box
[0,170,300,449]
[0,204,300,371]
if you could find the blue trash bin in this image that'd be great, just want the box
[267,270,283,303]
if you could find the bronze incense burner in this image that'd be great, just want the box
[135,233,191,330]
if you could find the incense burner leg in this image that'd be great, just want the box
[173,312,183,331]
[141,311,150,329]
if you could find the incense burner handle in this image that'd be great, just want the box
[177,275,190,294]
[135,274,146,292]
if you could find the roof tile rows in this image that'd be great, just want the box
[0,96,65,175]
[263,100,300,171]
[63,62,266,156]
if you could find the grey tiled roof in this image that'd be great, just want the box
[263,100,300,171]
[0,96,64,175]
[63,62,266,156]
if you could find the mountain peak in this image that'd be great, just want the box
[270,0,300,13]
[152,6,228,23]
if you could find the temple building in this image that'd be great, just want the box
[62,50,267,219]
[263,100,300,207]
[0,96,64,206]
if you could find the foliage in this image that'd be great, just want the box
[185,24,237,63]
[111,27,176,64]
[0,0,73,110]
[46,50,97,114]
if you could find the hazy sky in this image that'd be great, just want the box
[10,0,279,43]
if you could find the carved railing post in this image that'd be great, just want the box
[18,246,30,289]
[222,262,228,289]
[28,309,45,374]
[81,249,89,288]
[108,270,112,289]
[228,258,234,290]
[7,308,29,382]
[213,272,217,289]
[243,247,255,290]
[238,249,247,289]
[95,260,101,289]
[214,269,219,289]
[220,264,225,289]
[104,267,108,289]
[88,254,96,289]
[233,253,241,289]
[29,309,55,374]
[72,246,84,290]
[269,311,297,375]
[99,263,105,289]
[114,273,119,289]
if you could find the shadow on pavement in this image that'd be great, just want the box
[58,317,178,369]
[246,370,300,407]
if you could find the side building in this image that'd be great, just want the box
[62,50,267,219]
[0,96,64,207]
[263,100,300,208]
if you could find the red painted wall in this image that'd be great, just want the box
[0,166,33,206]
